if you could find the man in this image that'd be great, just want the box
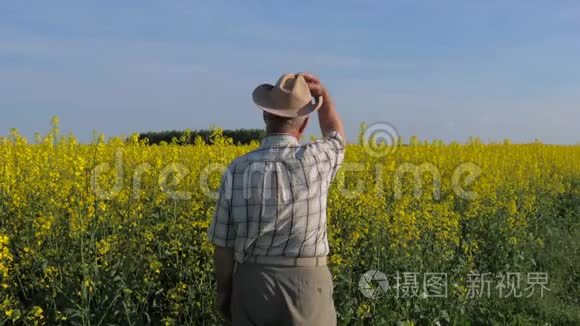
[207,72,345,325]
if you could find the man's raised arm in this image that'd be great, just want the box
[301,73,346,143]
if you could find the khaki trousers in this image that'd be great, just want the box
[231,262,337,326]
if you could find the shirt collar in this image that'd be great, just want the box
[260,133,299,148]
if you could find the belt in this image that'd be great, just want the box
[239,256,327,267]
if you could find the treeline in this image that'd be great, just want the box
[138,128,265,145]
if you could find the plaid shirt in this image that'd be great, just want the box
[207,131,345,263]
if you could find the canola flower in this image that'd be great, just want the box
[0,120,578,324]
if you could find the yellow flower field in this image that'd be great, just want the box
[0,122,579,324]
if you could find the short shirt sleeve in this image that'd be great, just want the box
[207,168,236,248]
[307,130,345,181]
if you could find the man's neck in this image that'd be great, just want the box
[266,130,301,140]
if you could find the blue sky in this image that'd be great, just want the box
[1,0,579,143]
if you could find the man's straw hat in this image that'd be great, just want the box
[252,73,323,118]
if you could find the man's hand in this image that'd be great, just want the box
[301,72,328,98]
[214,246,235,323]
[217,291,232,322]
